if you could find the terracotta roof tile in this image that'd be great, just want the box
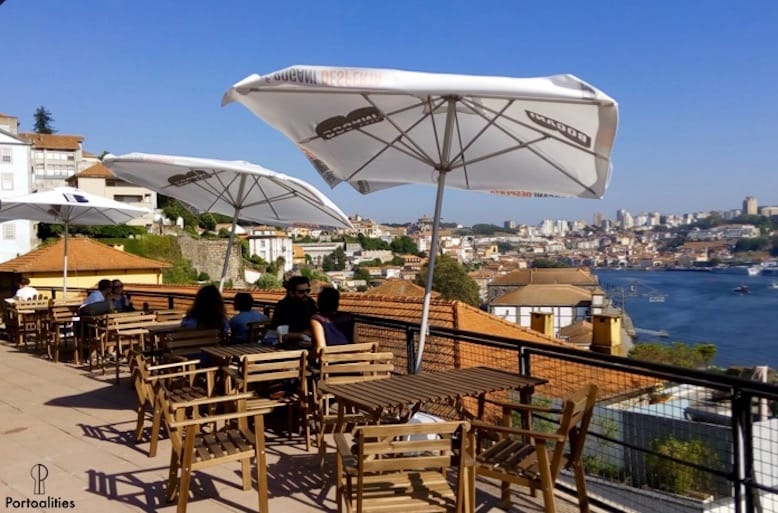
[74,162,114,179]
[19,132,84,150]
[0,238,171,273]
[491,267,599,286]
[363,279,439,298]
[491,284,593,306]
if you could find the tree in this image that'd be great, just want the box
[352,266,371,282]
[357,234,390,250]
[415,255,480,306]
[390,235,419,255]
[33,106,56,134]
[628,342,717,369]
[255,273,280,289]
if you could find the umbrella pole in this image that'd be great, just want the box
[415,97,457,373]
[63,224,69,298]
[219,212,240,293]
[415,173,446,373]
[219,176,247,293]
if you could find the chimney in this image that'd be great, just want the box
[530,311,554,336]
[591,314,623,356]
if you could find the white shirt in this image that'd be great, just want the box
[15,285,39,301]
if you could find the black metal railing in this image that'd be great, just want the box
[56,286,778,512]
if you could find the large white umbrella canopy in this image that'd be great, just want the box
[0,187,151,295]
[223,65,619,372]
[102,152,352,290]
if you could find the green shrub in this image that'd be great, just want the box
[646,436,717,496]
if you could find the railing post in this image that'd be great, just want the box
[731,389,757,513]
[168,294,174,310]
[406,326,417,375]
[518,345,531,376]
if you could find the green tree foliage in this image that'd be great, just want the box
[33,106,56,134]
[358,234,390,250]
[415,255,480,306]
[352,266,371,282]
[531,258,570,268]
[646,436,717,497]
[734,237,769,252]
[628,342,717,369]
[255,273,280,289]
[497,241,513,253]
[390,235,420,255]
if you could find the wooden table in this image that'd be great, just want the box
[318,366,547,429]
[201,343,277,366]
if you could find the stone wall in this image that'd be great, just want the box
[176,234,246,287]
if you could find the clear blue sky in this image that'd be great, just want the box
[2,0,777,226]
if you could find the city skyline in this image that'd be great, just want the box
[2,1,776,225]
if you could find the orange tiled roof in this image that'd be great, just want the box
[559,320,593,346]
[73,162,114,179]
[0,238,171,273]
[491,284,593,306]
[363,279,439,298]
[491,267,598,286]
[19,132,83,150]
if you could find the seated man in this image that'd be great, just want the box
[229,292,267,344]
[270,275,317,346]
[14,277,39,300]
[80,279,114,315]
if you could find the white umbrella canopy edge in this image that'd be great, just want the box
[0,187,151,295]
[102,152,352,291]
[222,65,619,372]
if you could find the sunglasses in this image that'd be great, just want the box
[294,288,311,294]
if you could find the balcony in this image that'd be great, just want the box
[3,284,778,513]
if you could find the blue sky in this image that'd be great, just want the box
[2,0,777,226]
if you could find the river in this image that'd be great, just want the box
[594,269,778,369]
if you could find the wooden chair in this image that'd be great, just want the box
[129,353,217,457]
[107,312,158,381]
[8,297,50,350]
[471,384,598,513]
[155,386,268,513]
[314,342,394,475]
[229,350,309,449]
[46,303,78,363]
[334,420,475,513]
[246,319,271,344]
[155,309,184,323]
[159,327,222,361]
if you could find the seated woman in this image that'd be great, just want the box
[229,292,268,344]
[310,287,353,360]
[181,284,230,341]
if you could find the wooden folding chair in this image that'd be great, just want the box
[472,384,598,513]
[335,420,475,513]
[230,350,309,449]
[314,342,394,476]
[159,327,222,361]
[129,353,218,457]
[156,386,268,513]
[46,303,77,363]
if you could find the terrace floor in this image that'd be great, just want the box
[0,339,594,513]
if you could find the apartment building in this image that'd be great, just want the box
[0,113,35,263]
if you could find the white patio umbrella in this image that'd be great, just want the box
[0,187,151,295]
[102,152,352,291]
[223,65,619,372]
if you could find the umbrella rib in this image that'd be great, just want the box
[428,96,444,166]
[448,98,515,168]
[453,108,471,189]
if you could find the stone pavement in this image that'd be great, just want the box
[0,341,589,513]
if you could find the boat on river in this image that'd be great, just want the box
[733,284,750,294]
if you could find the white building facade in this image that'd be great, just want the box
[0,114,35,263]
[247,227,293,271]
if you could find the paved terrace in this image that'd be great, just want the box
[0,340,593,513]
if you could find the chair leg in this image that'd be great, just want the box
[255,414,269,513]
[134,404,146,442]
[150,403,163,457]
[572,459,590,513]
[166,450,180,502]
[537,444,557,513]
[499,481,511,510]
[241,458,251,491]
[177,427,196,513]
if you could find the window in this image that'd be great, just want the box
[0,147,11,165]
[1,173,13,191]
[2,222,16,240]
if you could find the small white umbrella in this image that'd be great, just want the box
[223,65,619,372]
[103,152,352,290]
[0,187,151,295]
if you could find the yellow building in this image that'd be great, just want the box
[0,237,171,300]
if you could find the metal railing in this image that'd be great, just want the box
[55,286,778,513]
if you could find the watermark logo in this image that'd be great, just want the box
[30,464,48,495]
[5,463,75,510]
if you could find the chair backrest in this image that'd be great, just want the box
[106,312,158,331]
[161,327,221,356]
[319,342,394,385]
[154,309,183,323]
[550,383,598,479]
[240,350,307,390]
[246,320,271,344]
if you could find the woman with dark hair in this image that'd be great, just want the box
[181,284,229,337]
[310,286,353,358]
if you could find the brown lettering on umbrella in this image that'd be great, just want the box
[167,169,213,186]
[315,107,384,140]
[526,110,591,148]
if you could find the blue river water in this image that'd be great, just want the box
[594,269,778,369]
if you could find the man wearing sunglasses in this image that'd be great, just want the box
[270,275,317,346]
